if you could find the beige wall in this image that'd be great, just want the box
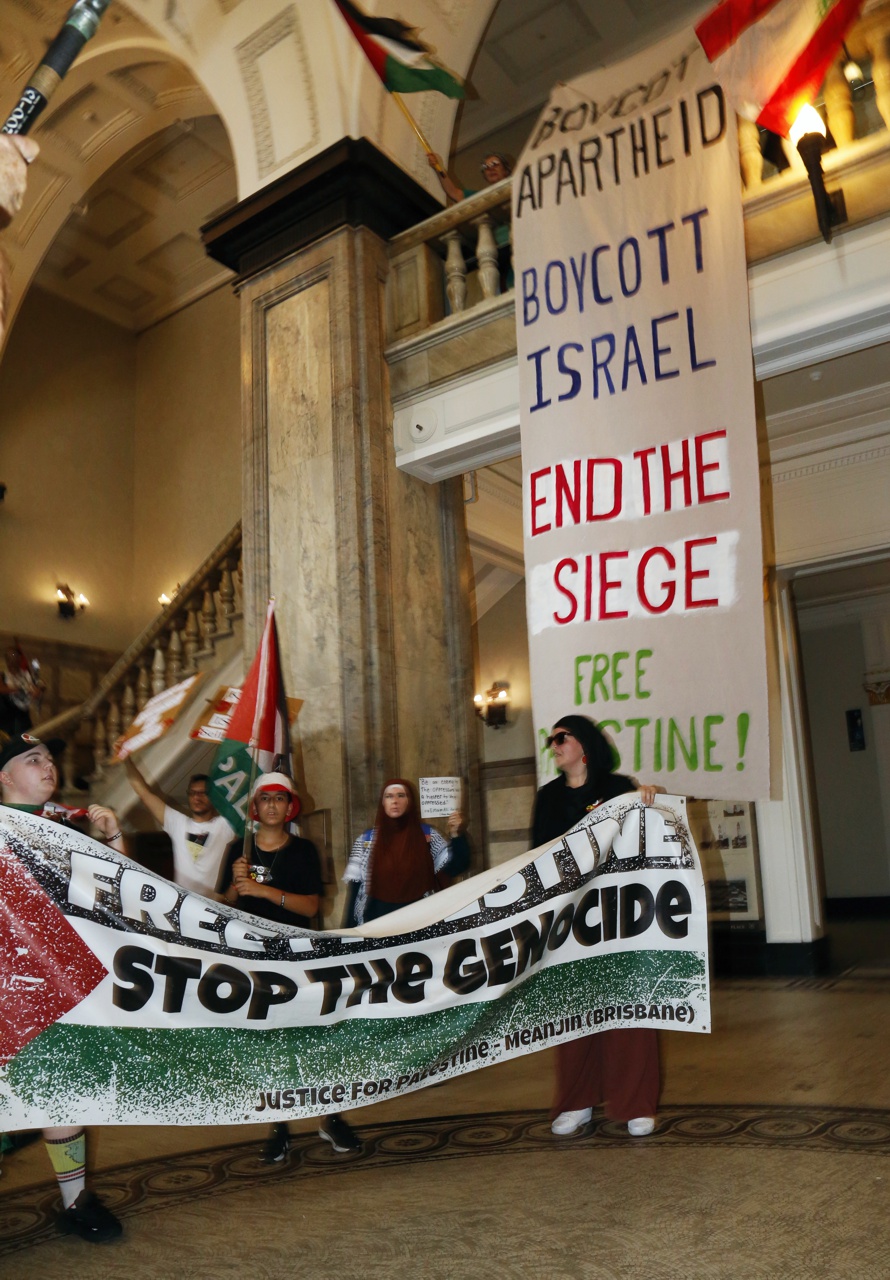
[132,286,241,632]
[476,580,536,765]
[0,283,241,654]
[0,288,137,650]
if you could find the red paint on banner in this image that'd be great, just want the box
[0,848,108,1066]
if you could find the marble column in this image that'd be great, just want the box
[203,141,480,900]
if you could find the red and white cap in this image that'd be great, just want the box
[250,771,301,821]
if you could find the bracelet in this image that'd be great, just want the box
[281,892,286,907]
[107,831,122,842]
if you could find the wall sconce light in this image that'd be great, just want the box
[474,680,511,729]
[56,583,88,619]
[158,582,180,608]
[789,103,846,244]
[841,44,863,85]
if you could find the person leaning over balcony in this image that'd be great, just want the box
[531,715,662,1141]
[426,150,514,290]
[217,772,358,1163]
[123,756,234,899]
[0,733,124,1243]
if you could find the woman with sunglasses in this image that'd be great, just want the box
[532,715,661,1140]
[220,773,361,1161]
[342,778,470,928]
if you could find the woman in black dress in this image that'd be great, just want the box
[531,715,660,1139]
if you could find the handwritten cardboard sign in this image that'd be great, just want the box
[419,776,462,819]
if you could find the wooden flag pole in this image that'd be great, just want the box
[391,91,447,176]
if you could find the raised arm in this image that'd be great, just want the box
[123,755,167,825]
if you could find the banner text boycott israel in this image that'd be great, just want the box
[0,800,708,1127]
[513,31,770,798]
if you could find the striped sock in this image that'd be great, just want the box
[44,1127,86,1209]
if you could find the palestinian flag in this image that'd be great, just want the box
[333,0,464,98]
[208,601,292,835]
[695,0,863,136]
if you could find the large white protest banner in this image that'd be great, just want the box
[513,30,770,799]
[1,799,708,1127]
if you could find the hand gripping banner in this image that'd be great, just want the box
[1,799,709,1128]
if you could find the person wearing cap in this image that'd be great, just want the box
[0,732,124,1243]
[531,714,662,1142]
[219,772,360,1160]
[122,756,234,899]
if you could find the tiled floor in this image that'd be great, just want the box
[3,935,890,1276]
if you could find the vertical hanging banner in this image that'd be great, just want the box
[513,30,770,800]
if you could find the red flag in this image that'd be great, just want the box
[225,600,292,770]
[695,0,864,137]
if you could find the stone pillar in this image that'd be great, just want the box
[203,141,480,900]
[755,577,828,969]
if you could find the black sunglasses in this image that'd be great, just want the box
[545,730,573,748]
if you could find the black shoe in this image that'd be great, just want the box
[318,1114,361,1153]
[57,1191,122,1243]
[261,1122,290,1164]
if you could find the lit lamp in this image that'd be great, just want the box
[474,680,511,729]
[841,43,863,85]
[56,583,88,619]
[789,103,846,244]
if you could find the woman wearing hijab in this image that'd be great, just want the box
[342,779,470,928]
[531,715,661,1140]
[221,772,360,1161]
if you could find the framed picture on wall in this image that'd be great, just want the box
[687,798,764,925]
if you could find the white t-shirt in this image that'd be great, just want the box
[163,806,235,897]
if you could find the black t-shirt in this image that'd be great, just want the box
[531,770,636,848]
[220,833,323,928]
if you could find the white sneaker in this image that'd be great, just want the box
[550,1108,592,1136]
[627,1116,655,1136]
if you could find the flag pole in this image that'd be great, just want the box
[240,598,275,861]
[391,91,448,177]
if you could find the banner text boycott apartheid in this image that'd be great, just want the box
[1,800,708,1126]
[513,30,770,799]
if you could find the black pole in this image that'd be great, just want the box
[2,1,111,137]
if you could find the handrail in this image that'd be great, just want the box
[34,520,243,740]
[388,177,512,257]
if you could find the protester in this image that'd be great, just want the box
[0,642,45,738]
[343,777,470,927]
[217,772,352,1161]
[426,149,513,203]
[122,757,234,898]
[0,733,123,1242]
[531,715,661,1139]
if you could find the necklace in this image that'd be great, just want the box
[255,831,289,853]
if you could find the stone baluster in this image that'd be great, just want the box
[866,23,890,131]
[136,655,152,711]
[738,115,763,189]
[122,680,136,730]
[182,599,202,676]
[474,215,500,299]
[217,559,236,636]
[167,625,184,686]
[824,62,855,147]
[235,551,244,619]
[443,229,467,314]
[92,707,108,774]
[106,694,122,757]
[151,640,167,696]
[197,584,219,658]
[59,738,77,795]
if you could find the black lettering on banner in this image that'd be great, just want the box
[547,903,575,951]
[306,965,349,1016]
[620,884,655,938]
[345,959,395,1008]
[481,928,517,986]
[512,911,554,975]
[247,970,299,1020]
[112,945,155,1011]
[155,955,203,1014]
[198,963,252,1015]
[656,880,692,937]
[444,938,486,994]
[393,952,433,1004]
